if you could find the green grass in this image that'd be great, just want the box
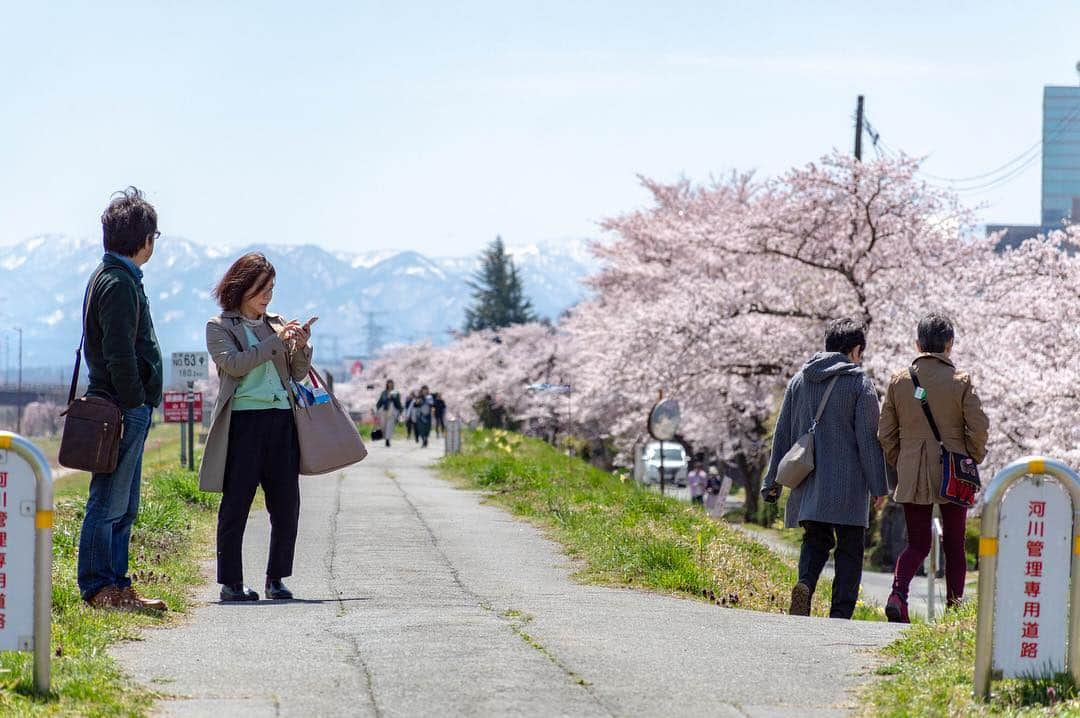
[441,429,837,615]
[863,601,1080,716]
[0,444,218,716]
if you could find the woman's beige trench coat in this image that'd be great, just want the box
[198,311,313,492]
[878,353,990,505]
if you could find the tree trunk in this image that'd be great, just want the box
[732,451,765,522]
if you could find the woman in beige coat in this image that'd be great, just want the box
[878,313,989,622]
[199,252,313,602]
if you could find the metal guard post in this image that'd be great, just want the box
[973,456,1080,700]
[0,432,53,695]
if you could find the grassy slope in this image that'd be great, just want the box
[0,438,218,717]
[863,601,1080,717]
[440,429,839,615]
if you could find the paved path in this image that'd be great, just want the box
[731,524,947,620]
[113,442,903,717]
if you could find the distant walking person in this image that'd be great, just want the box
[199,252,314,602]
[705,468,733,518]
[762,319,889,619]
[879,313,989,623]
[687,462,707,505]
[404,391,416,440]
[376,380,403,447]
[415,385,435,448]
[433,392,447,437]
[78,187,167,612]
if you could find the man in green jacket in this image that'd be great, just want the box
[77,187,166,612]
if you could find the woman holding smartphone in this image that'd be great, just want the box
[199,252,315,602]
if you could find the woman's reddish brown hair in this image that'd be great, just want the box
[212,252,276,311]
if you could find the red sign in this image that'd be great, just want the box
[350,359,363,377]
[164,391,203,423]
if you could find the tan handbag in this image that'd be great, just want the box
[775,376,838,489]
[287,366,367,475]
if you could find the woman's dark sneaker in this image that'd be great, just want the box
[220,584,259,602]
[265,578,293,600]
[789,582,812,616]
[885,592,910,623]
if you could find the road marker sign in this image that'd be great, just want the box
[171,351,210,382]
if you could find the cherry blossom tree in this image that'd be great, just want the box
[363,150,1080,524]
[20,401,63,437]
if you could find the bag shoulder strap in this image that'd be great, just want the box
[908,366,943,445]
[809,376,839,431]
[68,265,111,404]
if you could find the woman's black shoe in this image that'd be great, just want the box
[220,584,259,602]
[265,578,293,600]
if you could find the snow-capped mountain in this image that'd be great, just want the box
[0,234,600,375]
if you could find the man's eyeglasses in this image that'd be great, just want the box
[151,230,161,240]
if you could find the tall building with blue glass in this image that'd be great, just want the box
[1041,85,1080,226]
[988,82,1080,248]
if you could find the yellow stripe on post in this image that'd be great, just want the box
[1029,458,1047,475]
[1074,536,1080,555]
[0,435,10,449]
[980,537,998,556]
[35,511,53,529]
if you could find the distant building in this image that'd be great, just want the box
[1041,85,1080,227]
[986,224,1042,251]
[987,82,1080,249]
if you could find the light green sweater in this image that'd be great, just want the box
[232,324,291,411]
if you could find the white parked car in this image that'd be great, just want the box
[635,441,689,486]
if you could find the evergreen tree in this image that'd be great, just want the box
[463,236,536,332]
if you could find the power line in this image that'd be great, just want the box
[862,97,1080,193]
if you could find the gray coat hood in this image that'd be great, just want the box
[801,352,864,383]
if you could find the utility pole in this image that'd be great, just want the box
[363,311,386,357]
[15,327,23,435]
[854,95,865,161]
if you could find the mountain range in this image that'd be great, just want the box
[0,234,599,382]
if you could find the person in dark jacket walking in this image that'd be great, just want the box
[77,187,167,613]
[414,385,435,448]
[762,319,889,619]
[376,380,403,447]
[403,391,416,440]
[433,392,447,437]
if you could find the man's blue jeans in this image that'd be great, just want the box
[77,405,152,600]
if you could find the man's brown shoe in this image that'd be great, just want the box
[86,585,130,610]
[120,586,167,612]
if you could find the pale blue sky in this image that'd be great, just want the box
[2,1,1077,255]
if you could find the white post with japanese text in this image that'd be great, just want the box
[974,457,1080,700]
[0,433,53,695]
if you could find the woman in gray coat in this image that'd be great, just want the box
[199,252,313,603]
[761,319,889,619]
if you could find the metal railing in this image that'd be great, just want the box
[926,512,943,622]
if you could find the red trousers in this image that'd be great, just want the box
[891,502,968,606]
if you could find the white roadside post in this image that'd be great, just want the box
[0,432,53,694]
[974,456,1080,699]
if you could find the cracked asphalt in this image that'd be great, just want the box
[112,441,903,717]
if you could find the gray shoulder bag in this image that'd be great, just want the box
[775,376,839,489]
